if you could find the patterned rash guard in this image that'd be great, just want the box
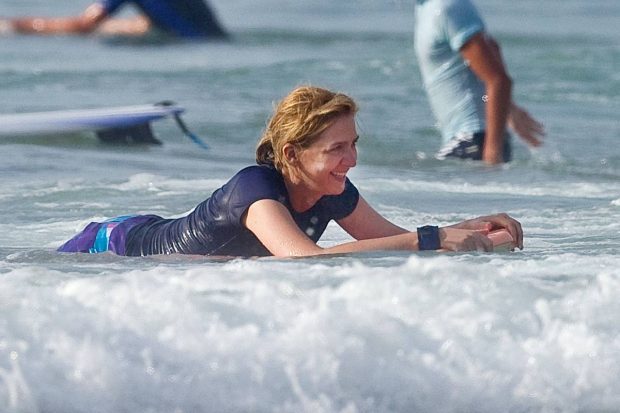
[99,0,227,38]
[58,165,360,257]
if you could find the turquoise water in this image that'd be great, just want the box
[1,1,619,412]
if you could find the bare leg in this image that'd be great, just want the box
[96,16,151,36]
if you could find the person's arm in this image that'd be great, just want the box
[336,196,409,239]
[337,195,500,252]
[243,198,495,257]
[483,35,545,148]
[10,3,108,34]
[460,32,512,165]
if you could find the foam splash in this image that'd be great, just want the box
[0,351,39,413]
[1,254,619,412]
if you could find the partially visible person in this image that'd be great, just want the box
[2,0,227,39]
[57,85,524,258]
[414,0,544,165]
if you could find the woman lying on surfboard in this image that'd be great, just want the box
[58,85,522,257]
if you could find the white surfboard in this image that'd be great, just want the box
[0,103,184,137]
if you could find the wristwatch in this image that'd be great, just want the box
[417,225,441,250]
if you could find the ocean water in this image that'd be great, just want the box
[1,0,619,412]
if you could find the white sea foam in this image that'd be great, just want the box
[1,254,619,412]
[2,0,620,411]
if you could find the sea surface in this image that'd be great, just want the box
[1,1,619,412]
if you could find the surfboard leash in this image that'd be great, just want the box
[156,101,210,150]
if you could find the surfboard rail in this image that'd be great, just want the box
[0,103,185,137]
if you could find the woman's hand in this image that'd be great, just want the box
[449,213,523,249]
[438,227,494,252]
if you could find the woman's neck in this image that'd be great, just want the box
[282,173,322,213]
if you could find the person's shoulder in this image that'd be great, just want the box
[233,164,280,183]
[218,164,285,214]
[441,0,484,48]
[226,164,284,197]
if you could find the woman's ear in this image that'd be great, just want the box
[283,143,297,164]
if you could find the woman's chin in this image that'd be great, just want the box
[328,182,346,195]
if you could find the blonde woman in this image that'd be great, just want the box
[58,86,523,257]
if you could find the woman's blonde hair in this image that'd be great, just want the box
[256,86,358,173]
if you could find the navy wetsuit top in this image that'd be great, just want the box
[99,0,227,38]
[58,165,360,257]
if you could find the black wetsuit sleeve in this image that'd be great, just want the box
[214,165,286,227]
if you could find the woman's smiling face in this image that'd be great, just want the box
[295,113,358,197]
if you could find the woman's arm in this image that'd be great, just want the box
[244,199,424,256]
[338,195,499,252]
[337,195,409,239]
[243,199,323,256]
[243,198,496,257]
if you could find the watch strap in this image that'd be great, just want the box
[417,225,441,250]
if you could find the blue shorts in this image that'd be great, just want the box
[57,215,159,255]
[436,131,512,162]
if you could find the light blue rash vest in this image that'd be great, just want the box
[414,0,486,144]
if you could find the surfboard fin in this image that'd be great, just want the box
[156,100,209,150]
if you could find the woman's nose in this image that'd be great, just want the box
[343,146,357,167]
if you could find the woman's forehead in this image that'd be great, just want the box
[321,114,357,138]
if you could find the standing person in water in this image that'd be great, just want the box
[1,0,227,39]
[414,0,544,164]
[58,85,524,257]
